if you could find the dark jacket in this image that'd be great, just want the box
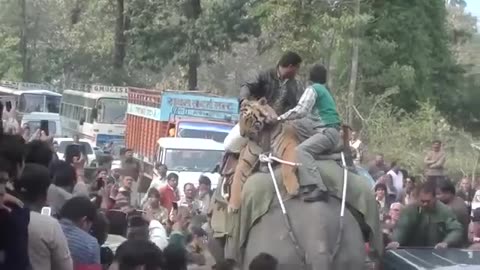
[392,201,463,248]
[239,68,304,115]
[0,201,31,270]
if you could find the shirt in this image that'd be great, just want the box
[28,212,73,270]
[60,219,101,266]
[159,185,179,212]
[278,84,340,126]
[149,220,168,250]
[47,184,73,217]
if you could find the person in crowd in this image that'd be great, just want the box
[424,140,446,182]
[109,171,134,212]
[224,51,304,153]
[59,196,101,269]
[179,183,203,215]
[385,161,403,200]
[457,177,475,212]
[198,176,212,215]
[90,168,111,208]
[109,239,164,270]
[90,211,114,269]
[349,130,366,165]
[387,181,463,249]
[436,178,470,245]
[18,163,73,270]
[143,188,169,225]
[469,208,480,250]
[64,144,88,196]
[0,133,30,270]
[142,163,168,205]
[185,226,216,268]
[368,154,389,180]
[163,243,188,270]
[25,140,54,168]
[375,183,395,221]
[22,124,31,141]
[398,176,416,205]
[48,161,76,216]
[159,172,180,213]
[249,252,278,270]
[382,202,404,243]
[140,207,169,250]
[121,148,141,181]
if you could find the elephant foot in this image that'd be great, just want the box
[303,187,329,203]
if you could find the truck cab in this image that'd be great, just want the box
[154,137,225,194]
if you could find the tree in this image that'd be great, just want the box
[128,0,260,90]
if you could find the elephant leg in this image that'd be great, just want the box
[331,217,365,270]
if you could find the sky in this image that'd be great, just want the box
[465,0,480,29]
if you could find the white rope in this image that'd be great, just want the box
[340,152,348,217]
[259,153,298,214]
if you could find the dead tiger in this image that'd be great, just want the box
[228,97,300,211]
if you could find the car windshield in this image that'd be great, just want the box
[24,120,57,136]
[18,94,60,113]
[57,141,93,154]
[97,98,127,124]
[177,128,228,143]
[164,149,224,172]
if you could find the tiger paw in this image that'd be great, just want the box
[284,180,300,196]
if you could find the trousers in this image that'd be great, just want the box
[294,118,341,190]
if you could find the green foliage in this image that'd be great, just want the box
[128,0,260,87]
[363,101,478,179]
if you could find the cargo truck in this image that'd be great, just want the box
[125,87,239,186]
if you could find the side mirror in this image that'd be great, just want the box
[212,163,221,173]
[91,108,98,122]
[79,118,85,125]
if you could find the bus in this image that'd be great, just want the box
[59,84,128,147]
[0,81,61,121]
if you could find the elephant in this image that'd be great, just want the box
[211,165,368,270]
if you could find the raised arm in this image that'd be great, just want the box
[278,86,317,121]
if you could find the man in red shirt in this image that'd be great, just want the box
[159,173,179,212]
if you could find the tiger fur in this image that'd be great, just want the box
[228,97,300,211]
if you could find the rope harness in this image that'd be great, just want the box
[259,152,349,268]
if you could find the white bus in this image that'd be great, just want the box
[0,81,61,121]
[60,84,128,147]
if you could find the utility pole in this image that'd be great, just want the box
[347,0,360,126]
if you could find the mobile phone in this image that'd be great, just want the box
[172,202,178,210]
[41,206,52,216]
[40,120,49,136]
[5,101,12,112]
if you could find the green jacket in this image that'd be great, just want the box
[392,201,463,247]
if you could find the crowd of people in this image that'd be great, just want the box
[0,108,282,270]
[353,136,480,251]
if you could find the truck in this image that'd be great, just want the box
[125,87,239,188]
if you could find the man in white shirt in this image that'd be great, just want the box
[141,164,168,206]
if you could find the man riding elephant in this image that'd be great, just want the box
[274,63,342,202]
[223,50,305,153]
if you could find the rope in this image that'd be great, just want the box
[259,153,307,266]
[331,151,348,262]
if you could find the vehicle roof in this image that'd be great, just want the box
[0,86,61,96]
[63,89,127,99]
[21,112,60,120]
[54,137,95,145]
[157,137,225,150]
[383,248,480,269]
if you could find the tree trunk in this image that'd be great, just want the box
[113,0,126,71]
[188,53,199,90]
[20,0,29,81]
[346,0,360,126]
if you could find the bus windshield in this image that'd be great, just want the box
[164,149,223,172]
[97,98,127,124]
[19,94,60,113]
